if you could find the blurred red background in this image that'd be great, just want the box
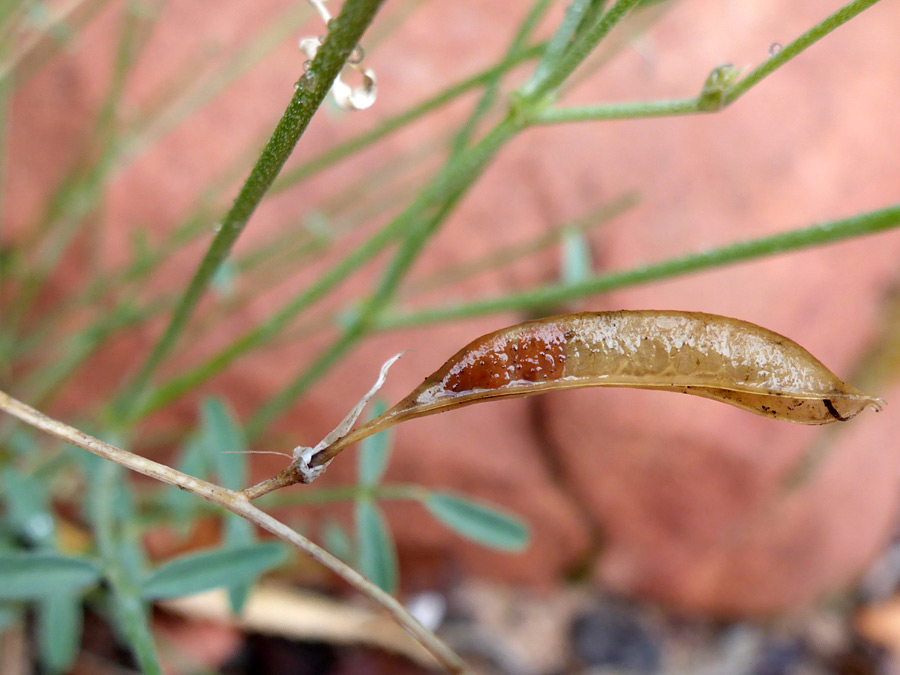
[6,0,900,616]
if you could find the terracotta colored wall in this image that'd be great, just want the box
[6,0,900,614]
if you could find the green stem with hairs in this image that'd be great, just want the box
[379,203,900,328]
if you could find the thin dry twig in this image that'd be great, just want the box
[0,388,465,674]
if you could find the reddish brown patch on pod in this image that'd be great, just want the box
[443,327,568,394]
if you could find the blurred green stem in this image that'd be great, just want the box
[8,1,146,329]
[449,0,553,154]
[380,203,900,327]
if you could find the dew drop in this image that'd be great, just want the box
[303,59,312,71]
[769,42,782,56]
[213,223,223,233]
[348,45,365,65]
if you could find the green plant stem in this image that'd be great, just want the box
[0,389,465,673]
[271,41,545,192]
[122,3,313,161]
[450,0,552,154]
[113,0,389,420]
[379,203,900,327]
[259,193,637,351]
[8,1,145,332]
[407,192,639,294]
[536,0,883,123]
[722,0,882,106]
[134,215,402,420]
[527,0,642,101]
[524,0,597,93]
[0,0,113,86]
[533,97,699,123]
[21,299,169,409]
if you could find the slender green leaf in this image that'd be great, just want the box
[425,492,530,551]
[358,400,391,486]
[211,259,236,297]
[355,500,397,594]
[164,436,209,528]
[111,586,161,675]
[0,467,55,546]
[90,460,161,675]
[382,203,900,327]
[141,542,286,600]
[109,477,147,581]
[6,428,36,456]
[38,594,83,674]
[526,0,595,91]
[223,515,256,614]
[226,577,252,616]
[561,230,593,285]
[201,397,246,488]
[198,398,258,612]
[0,553,101,599]
[323,519,354,564]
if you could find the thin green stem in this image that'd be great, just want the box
[113,0,388,420]
[405,192,638,294]
[241,195,464,441]
[19,299,169,409]
[722,0,883,106]
[8,1,145,329]
[134,217,400,420]
[527,0,641,100]
[523,0,597,95]
[262,193,637,350]
[122,3,313,161]
[379,203,900,327]
[534,0,884,123]
[0,0,113,86]
[533,97,699,123]
[450,0,552,154]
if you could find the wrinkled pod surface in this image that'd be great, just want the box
[311,311,883,468]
